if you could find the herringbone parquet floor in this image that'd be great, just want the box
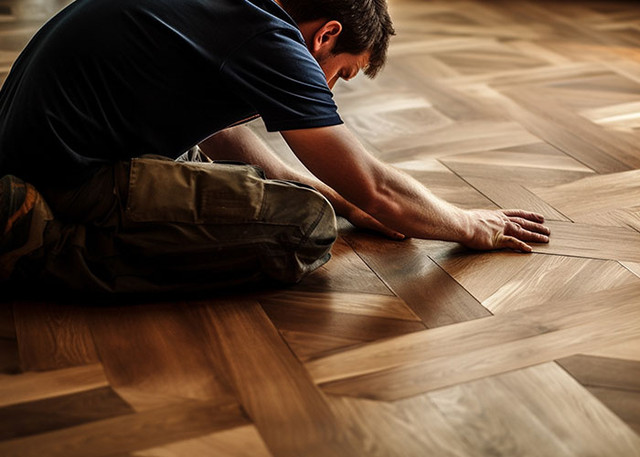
[1,0,640,456]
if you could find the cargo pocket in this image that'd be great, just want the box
[125,158,265,224]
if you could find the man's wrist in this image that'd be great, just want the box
[450,208,475,245]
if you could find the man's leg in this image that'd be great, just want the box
[0,175,54,280]
[4,157,337,293]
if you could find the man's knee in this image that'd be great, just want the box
[260,180,337,283]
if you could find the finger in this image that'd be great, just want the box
[502,209,545,223]
[499,234,533,253]
[384,229,406,241]
[372,220,405,240]
[360,214,405,240]
[508,217,551,238]
[505,220,550,243]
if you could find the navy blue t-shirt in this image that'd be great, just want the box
[0,0,342,187]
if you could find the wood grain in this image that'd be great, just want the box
[289,237,393,295]
[0,302,19,374]
[461,176,570,221]
[88,302,235,403]
[434,252,639,313]
[310,284,640,398]
[0,400,246,457]
[533,169,640,224]
[500,86,639,173]
[13,301,99,371]
[532,220,640,262]
[133,425,273,457]
[327,394,476,457]
[3,0,640,454]
[426,366,573,457]
[196,299,359,457]
[0,387,133,441]
[0,364,108,408]
[344,233,491,327]
[429,363,640,457]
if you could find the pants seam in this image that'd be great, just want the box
[292,198,331,252]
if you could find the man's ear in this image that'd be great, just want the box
[311,20,342,55]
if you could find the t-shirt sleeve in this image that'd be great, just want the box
[219,28,343,132]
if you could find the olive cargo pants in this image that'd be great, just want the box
[5,155,337,293]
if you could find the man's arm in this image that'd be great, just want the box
[198,125,404,239]
[280,124,550,252]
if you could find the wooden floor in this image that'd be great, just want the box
[2,0,640,455]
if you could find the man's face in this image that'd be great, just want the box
[316,51,371,89]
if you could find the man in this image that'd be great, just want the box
[0,0,549,293]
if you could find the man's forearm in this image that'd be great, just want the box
[281,124,550,251]
[198,125,402,238]
[200,125,348,212]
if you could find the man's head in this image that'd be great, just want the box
[278,0,395,85]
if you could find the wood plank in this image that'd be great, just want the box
[575,207,640,231]
[428,363,640,457]
[426,366,573,457]
[557,354,640,392]
[88,302,234,403]
[622,261,640,278]
[0,363,108,408]
[435,253,639,313]
[261,290,421,322]
[3,0,640,455]
[262,301,425,345]
[582,101,640,132]
[338,92,454,146]
[0,387,134,441]
[604,59,640,86]
[449,61,605,87]
[532,169,640,220]
[429,250,532,304]
[0,302,19,374]
[378,60,506,122]
[0,400,246,457]
[195,299,360,457]
[260,290,424,360]
[534,170,640,229]
[111,387,194,414]
[587,386,640,435]
[308,284,640,399]
[442,159,595,188]
[278,329,364,362]
[431,43,547,76]
[133,425,273,457]
[261,294,425,343]
[442,142,596,173]
[583,337,640,363]
[461,176,570,221]
[294,237,394,295]
[374,120,540,161]
[344,233,491,327]
[500,86,640,172]
[486,257,639,313]
[327,394,476,457]
[398,165,497,210]
[13,301,99,371]
[532,220,640,262]
[541,75,640,111]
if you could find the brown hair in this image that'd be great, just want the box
[279,0,395,77]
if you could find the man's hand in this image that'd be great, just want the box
[462,209,550,252]
[281,125,554,253]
